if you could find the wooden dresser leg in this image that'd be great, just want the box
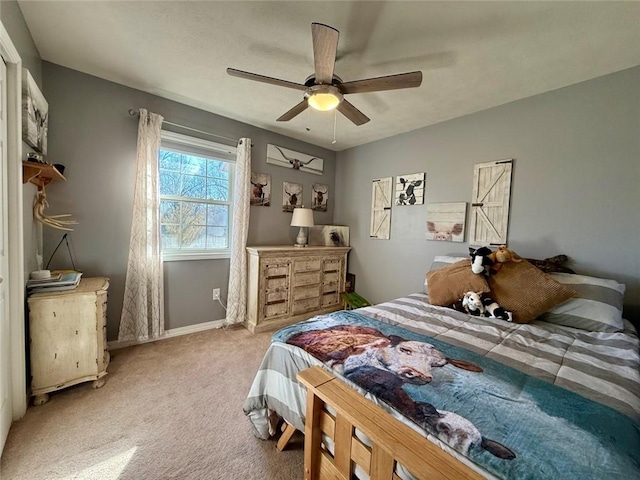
[276,421,297,451]
[92,377,107,389]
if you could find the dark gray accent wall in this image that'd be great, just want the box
[41,62,336,340]
[335,67,640,325]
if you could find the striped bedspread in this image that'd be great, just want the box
[244,294,640,478]
[359,294,640,421]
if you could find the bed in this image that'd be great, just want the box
[244,256,640,479]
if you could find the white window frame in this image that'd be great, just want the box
[159,131,236,261]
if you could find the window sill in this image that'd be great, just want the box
[163,251,231,262]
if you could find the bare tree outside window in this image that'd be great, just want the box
[158,145,233,256]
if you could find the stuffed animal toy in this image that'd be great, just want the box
[461,291,485,316]
[487,245,522,274]
[482,296,513,322]
[453,291,512,322]
[469,246,494,275]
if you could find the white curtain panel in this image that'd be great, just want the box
[226,138,252,325]
[118,109,165,342]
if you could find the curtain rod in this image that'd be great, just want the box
[128,109,247,146]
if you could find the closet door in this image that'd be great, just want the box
[469,160,513,245]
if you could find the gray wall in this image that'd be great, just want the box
[41,62,337,340]
[335,66,640,325]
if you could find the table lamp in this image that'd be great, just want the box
[291,207,314,247]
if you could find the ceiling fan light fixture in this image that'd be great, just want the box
[306,85,343,111]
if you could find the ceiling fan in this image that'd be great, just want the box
[227,22,423,126]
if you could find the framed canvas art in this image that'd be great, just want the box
[282,182,303,212]
[267,144,324,175]
[395,172,425,205]
[311,183,328,211]
[22,68,49,155]
[426,202,467,242]
[309,225,349,247]
[469,160,513,245]
[250,172,271,206]
[370,177,392,240]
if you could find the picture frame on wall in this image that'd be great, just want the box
[267,144,324,175]
[426,202,467,242]
[311,183,328,211]
[22,68,49,155]
[282,181,303,212]
[309,225,350,247]
[395,172,425,205]
[469,160,513,245]
[250,172,271,206]
[370,177,392,240]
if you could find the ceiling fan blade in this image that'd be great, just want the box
[337,71,423,94]
[277,100,308,122]
[337,100,370,126]
[311,23,339,84]
[226,68,306,91]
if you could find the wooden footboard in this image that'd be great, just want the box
[297,367,483,480]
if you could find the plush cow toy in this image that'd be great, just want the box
[469,247,494,275]
[461,291,485,316]
[456,291,513,322]
[481,296,513,322]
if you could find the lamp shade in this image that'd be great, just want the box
[291,208,314,227]
[308,93,341,111]
[306,85,343,112]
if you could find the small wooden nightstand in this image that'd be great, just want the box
[27,277,110,405]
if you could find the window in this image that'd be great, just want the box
[159,131,236,261]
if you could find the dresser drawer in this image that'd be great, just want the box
[322,292,340,307]
[264,300,289,319]
[293,271,322,287]
[264,262,290,278]
[292,296,321,314]
[294,257,321,272]
[322,271,340,292]
[266,275,288,291]
[266,288,288,304]
[293,284,321,301]
[323,259,342,272]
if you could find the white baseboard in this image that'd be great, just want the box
[108,318,227,350]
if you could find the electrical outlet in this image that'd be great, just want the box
[212,288,220,301]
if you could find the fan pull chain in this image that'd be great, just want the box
[306,107,311,132]
[332,109,337,144]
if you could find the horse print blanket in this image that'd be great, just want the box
[273,311,640,480]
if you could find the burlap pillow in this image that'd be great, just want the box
[487,259,577,323]
[426,259,490,306]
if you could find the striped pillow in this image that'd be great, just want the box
[538,273,626,332]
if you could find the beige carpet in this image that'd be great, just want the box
[0,326,304,479]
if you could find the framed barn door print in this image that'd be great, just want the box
[370,177,392,240]
[469,159,513,245]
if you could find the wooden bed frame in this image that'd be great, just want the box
[295,367,483,480]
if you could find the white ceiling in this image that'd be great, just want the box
[18,1,640,151]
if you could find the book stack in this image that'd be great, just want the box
[27,271,83,294]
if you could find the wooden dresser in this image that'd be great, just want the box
[246,246,351,333]
[27,277,110,405]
